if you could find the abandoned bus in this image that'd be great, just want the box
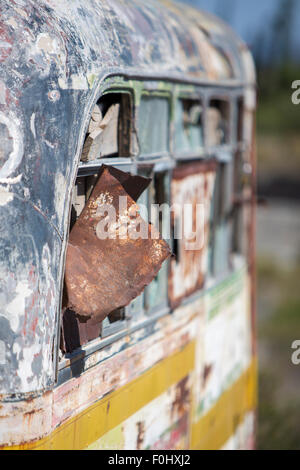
[0,0,257,450]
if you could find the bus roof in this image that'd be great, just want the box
[1,0,256,90]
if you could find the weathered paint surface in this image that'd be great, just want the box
[0,0,255,398]
[0,263,256,450]
[87,376,192,450]
[169,161,217,308]
[0,286,199,447]
[221,412,255,451]
[191,263,255,449]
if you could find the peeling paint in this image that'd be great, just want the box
[0,0,256,445]
[0,188,13,206]
[0,113,24,179]
[30,113,36,138]
[169,161,217,308]
[0,340,5,365]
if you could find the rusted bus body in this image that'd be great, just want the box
[0,0,256,450]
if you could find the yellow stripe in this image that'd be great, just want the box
[3,345,257,451]
[191,359,257,450]
[4,341,196,450]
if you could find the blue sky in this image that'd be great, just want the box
[181,0,300,62]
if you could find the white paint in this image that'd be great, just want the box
[58,74,89,90]
[6,279,33,331]
[44,139,55,149]
[6,17,18,29]
[0,113,24,179]
[0,340,6,365]
[0,80,6,104]
[0,189,13,206]
[241,48,256,85]
[15,7,28,19]
[30,112,36,138]
[71,74,89,90]
[0,174,22,185]
[12,342,21,360]
[36,33,59,56]
[27,31,67,81]
[194,266,252,421]
[17,345,39,392]
[54,172,66,226]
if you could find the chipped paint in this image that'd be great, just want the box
[0,340,5,365]
[0,113,24,179]
[90,377,192,450]
[169,161,217,308]
[0,0,256,451]
[0,188,13,206]
[0,264,256,450]
[193,264,252,422]
[54,172,66,228]
[0,288,200,446]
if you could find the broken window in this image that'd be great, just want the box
[237,97,244,143]
[124,185,148,325]
[61,165,171,354]
[207,99,230,147]
[138,95,169,157]
[168,161,217,308]
[232,97,252,257]
[175,99,203,155]
[102,308,126,339]
[81,93,132,161]
[232,151,246,256]
[145,171,170,314]
[210,156,234,277]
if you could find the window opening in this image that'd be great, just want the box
[207,99,230,147]
[81,93,132,161]
[175,99,203,155]
[138,95,169,157]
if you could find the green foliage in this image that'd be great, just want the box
[257,64,300,136]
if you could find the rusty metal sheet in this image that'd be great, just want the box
[60,309,102,354]
[169,161,217,308]
[64,165,171,322]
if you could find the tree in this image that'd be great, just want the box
[270,0,296,66]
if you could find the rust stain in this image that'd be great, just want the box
[65,165,171,322]
[136,421,145,450]
[169,161,217,308]
[171,376,190,418]
[202,364,213,386]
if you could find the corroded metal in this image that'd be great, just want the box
[169,161,217,308]
[65,165,171,321]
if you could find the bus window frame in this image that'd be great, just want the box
[137,91,172,161]
[173,90,206,161]
[206,93,233,153]
[57,77,250,385]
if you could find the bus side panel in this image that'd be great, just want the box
[1,267,256,450]
[191,266,257,450]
